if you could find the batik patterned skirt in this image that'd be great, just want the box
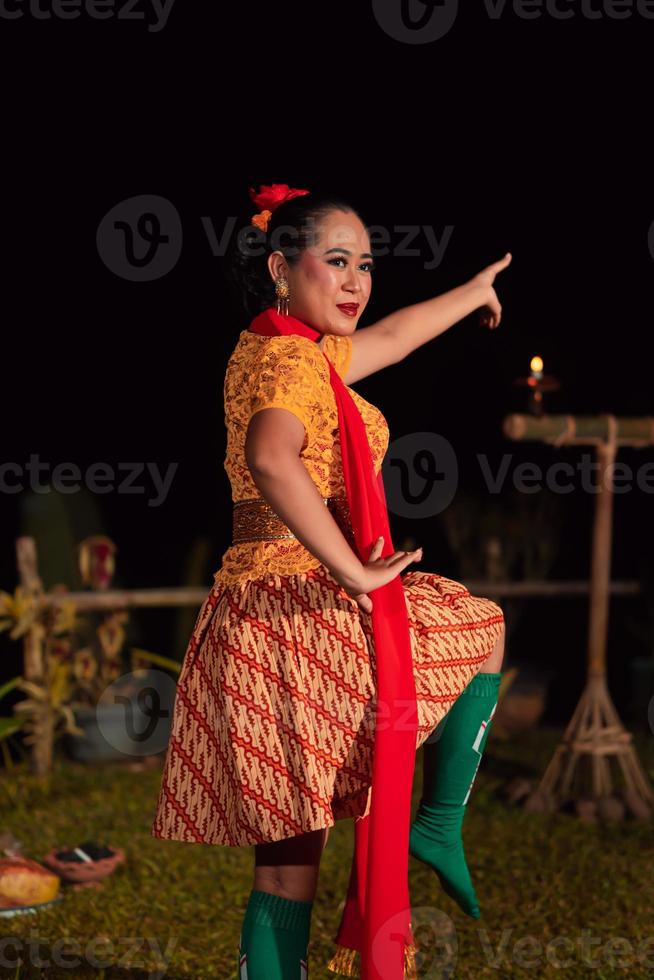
[151,564,505,846]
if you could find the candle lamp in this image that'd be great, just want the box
[514,356,561,417]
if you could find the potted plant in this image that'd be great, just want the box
[0,537,181,771]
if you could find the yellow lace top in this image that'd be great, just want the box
[213,328,390,588]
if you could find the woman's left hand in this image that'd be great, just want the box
[471,252,512,330]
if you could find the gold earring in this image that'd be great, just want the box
[274,276,290,316]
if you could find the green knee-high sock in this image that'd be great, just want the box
[238,889,313,979]
[409,671,502,919]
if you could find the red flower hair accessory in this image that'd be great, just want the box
[248,183,310,232]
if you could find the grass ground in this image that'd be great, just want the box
[0,727,653,978]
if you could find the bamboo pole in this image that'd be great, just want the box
[35,581,643,611]
[503,413,654,446]
[42,586,212,610]
[504,413,654,819]
[16,537,44,682]
[16,536,53,777]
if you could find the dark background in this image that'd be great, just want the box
[1,1,652,729]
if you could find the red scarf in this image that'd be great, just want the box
[249,307,418,979]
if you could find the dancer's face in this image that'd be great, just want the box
[267,210,373,338]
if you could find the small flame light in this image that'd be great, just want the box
[515,355,560,416]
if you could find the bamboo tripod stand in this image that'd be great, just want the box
[502,413,654,821]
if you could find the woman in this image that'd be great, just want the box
[151,183,510,979]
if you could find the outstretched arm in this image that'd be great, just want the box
[344,252,512,385]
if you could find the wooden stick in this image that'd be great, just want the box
[504,414,654,818]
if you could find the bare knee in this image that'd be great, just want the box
[481,620,505,671]
[253,828,327,902]
[253,867,314,902]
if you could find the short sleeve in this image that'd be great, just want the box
[321,333,353,381]
[249,335,323,447]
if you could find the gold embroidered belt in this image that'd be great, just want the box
[232,493,355,548]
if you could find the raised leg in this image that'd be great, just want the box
[408,622,505,918]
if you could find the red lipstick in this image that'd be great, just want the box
[336,304,359,317]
